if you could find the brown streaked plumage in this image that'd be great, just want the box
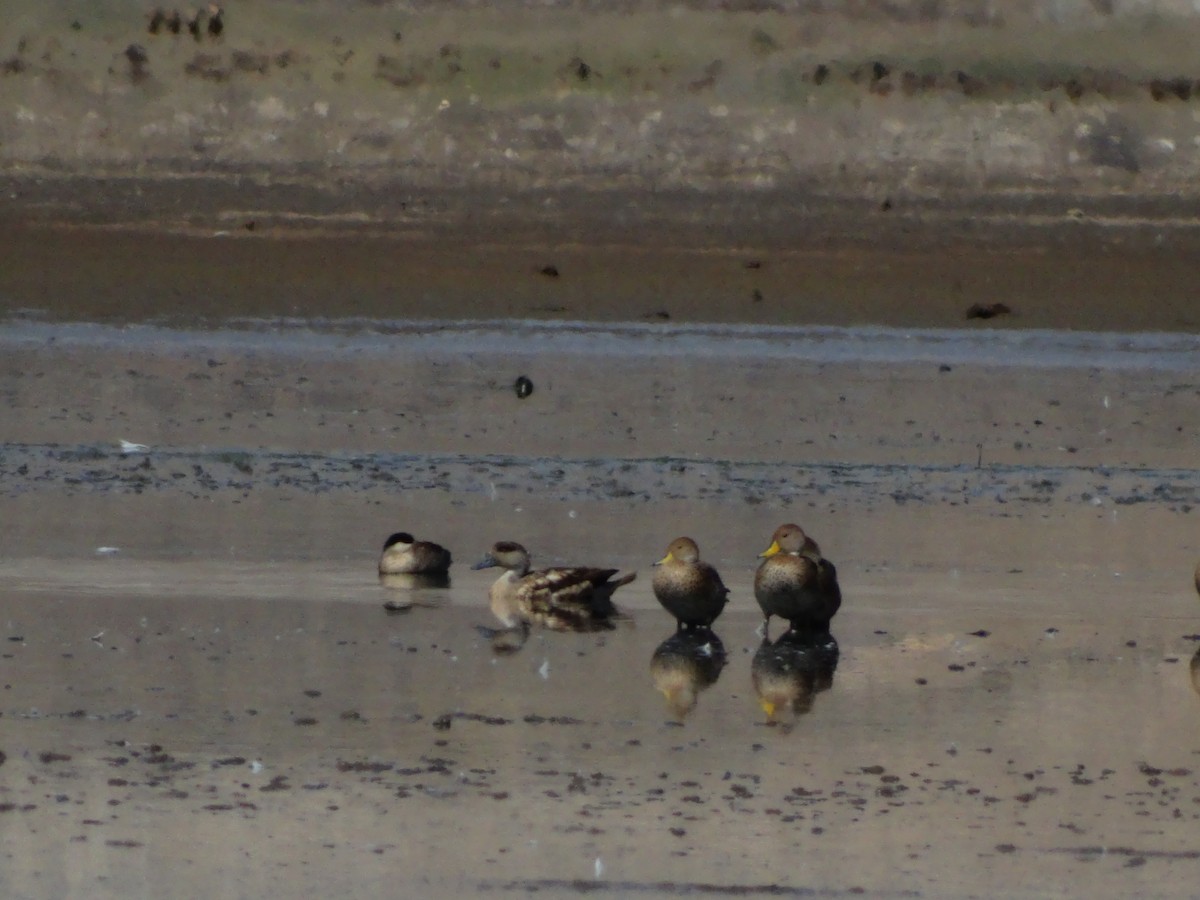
[651,536,729,630]
[471,541,635,632]
[378,532,452,576]
[754,523,841,634]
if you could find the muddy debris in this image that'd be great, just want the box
[966,301,1013,320]
[147,6,223,41]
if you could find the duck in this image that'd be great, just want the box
[650,629,726,720]
[378,531,452,576]
[651,537,729,630]
[471,541,635,632]
[754,523,841,635]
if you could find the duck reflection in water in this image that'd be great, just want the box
[752,629,840,728]
[381,572,451,594]
[1192,563,1200,696]
[650,629,727,721]
[476,621,533,655]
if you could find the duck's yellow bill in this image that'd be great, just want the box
[758,541,782,559]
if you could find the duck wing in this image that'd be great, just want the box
[413,540,453,573]
[817,558,841,612]
[699,561,731,599]
[517,567,635,632]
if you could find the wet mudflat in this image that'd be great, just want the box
[1,311,1199,898]
[1,568,1199,899]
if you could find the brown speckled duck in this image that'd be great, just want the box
[651,537,729,631]
[472,541,635,632]
[378,531,452,576]
[754,523,841,635]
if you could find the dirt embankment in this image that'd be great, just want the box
[5,0,1200,236]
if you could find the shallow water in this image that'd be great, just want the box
[2,315,1200,897]
[2,563,1200,898]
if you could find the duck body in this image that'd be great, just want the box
[379,531,452,576]
[651,537,729,630]
[472,541,635,632]
[754,523,841,634]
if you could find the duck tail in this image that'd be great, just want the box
[610,571,638,588]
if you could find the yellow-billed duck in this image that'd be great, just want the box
[754,523,841,634]
[651,536,729,630]
[472,541,635,632]
[378,531,452,576]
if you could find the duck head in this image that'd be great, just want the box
[472,541,532,575]
[654,536,701,567]
[759,523,820,559]
[382,531,415,552]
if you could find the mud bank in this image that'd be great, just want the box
[8,1,1200,221]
